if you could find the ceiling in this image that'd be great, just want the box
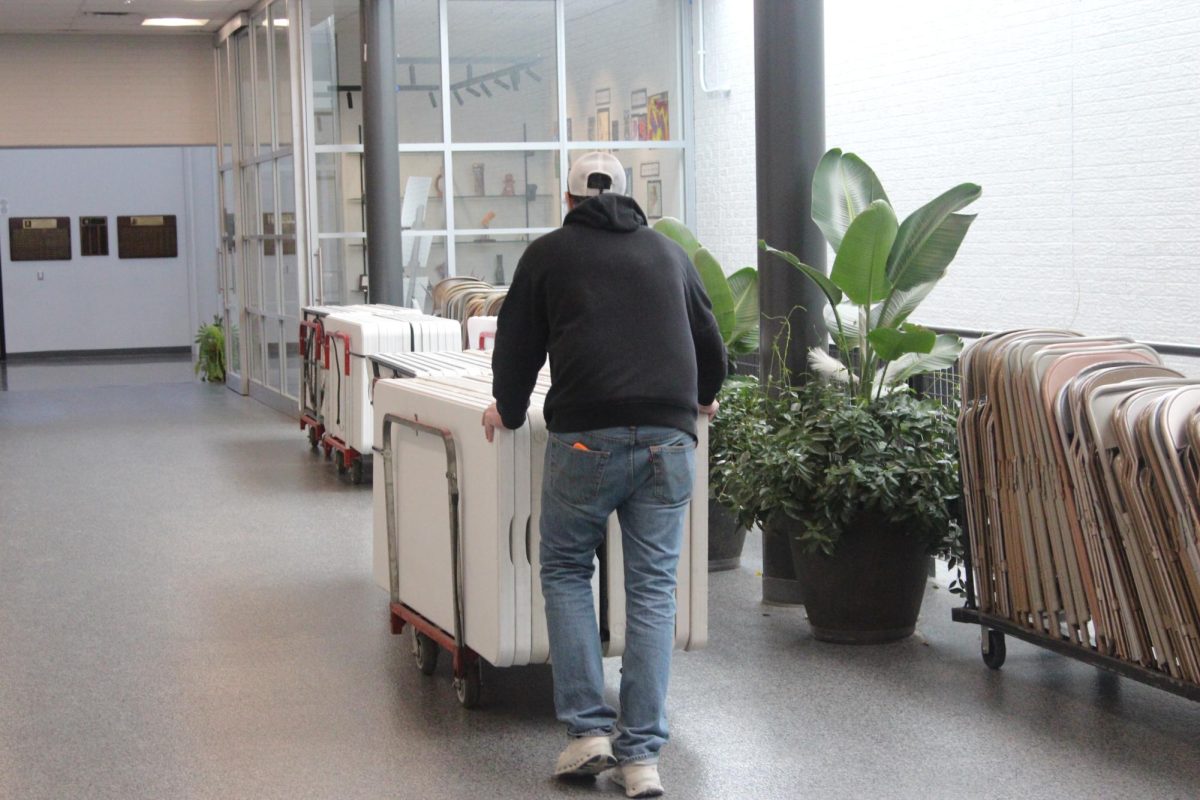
[0,0,251,35]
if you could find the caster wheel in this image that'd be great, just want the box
[411,629,438,676]
[307,426,320,452]
[982,628,1006,670]
[454,660,482,708]
[349,457,364,485]
[334,450,348,474]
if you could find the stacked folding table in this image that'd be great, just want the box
[954,329,1200,700]
[369,352,708,706]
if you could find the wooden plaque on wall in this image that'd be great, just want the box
[9,217,71,261]
[80,216,109,256]
[117,215,178,259]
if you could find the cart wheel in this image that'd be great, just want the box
[349,457,364,485]
[454,660,482,708]
[411,630,438,676]
[307,426,320,452]
[982,628,1006,670]
[334,450,347,474]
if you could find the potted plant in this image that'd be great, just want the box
[736,147,978,642]
[653,218,758,570]
[194,315,227,383]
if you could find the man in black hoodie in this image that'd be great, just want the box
[482,152,725,797]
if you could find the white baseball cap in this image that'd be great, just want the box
[567,151,626,197]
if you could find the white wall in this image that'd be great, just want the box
[0,147,219,354]
[0,34,216,147]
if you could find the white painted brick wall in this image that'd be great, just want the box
[0,34,217,147]
[695,1,1200,348]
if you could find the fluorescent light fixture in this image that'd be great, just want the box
[453,89,464,106]
[142,17,209,27]
[480,83,492,98]
[428,91,438,108]
[494,77,510,90]
[466,86,481,98]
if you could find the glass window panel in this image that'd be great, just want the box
[400,153,447,230]
[226,310,242,376]
[249,314,264,384]
[309,0,362,147]
[236,32,255,155]
[453,233,542,285]
[271,0,293,149]
[242,162,260,235]
[447,0,558,143]
[284,315,301,398]
[451,150,560,230]
[318,236,367,304]
[266,318,282,391]
[220,169,237,269]
[568,148,683,222]
[263,237,280,315]
[315,152,365,234]
[398,235,447,313]
[394,0,443,143]
[218,45,235,166]
[245,239,262,311]
[565,0,681,143]
[260,160,277,238]
[254,11,274,155]
[278,156,300,313]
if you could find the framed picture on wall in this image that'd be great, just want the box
[596,107,610,141]
[631,88,647,109]
[611,120,619,141]
[645,180,663,219]
[595,87,611,106]
[648,92,669,140]
[624,167,633,196]
[631,113,648,141]
[639,161,660,178]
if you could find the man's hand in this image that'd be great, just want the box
[482,402,508,443]
[698,399,719,422]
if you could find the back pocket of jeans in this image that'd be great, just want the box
[650,439,696,505]
[547,435,611,506]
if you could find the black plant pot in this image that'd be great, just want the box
[788,512,930,644]
[761,512,804,606]
[708,499,747,572]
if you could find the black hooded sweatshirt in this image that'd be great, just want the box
[492,193,726,437]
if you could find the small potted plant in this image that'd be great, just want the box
[653,218,758,570]
[733,147,978,642]
[194,315,227,383]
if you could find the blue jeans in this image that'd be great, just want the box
[539,425,696,765]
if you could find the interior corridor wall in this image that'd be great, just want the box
[825,1,1200,345]
[0,147,219,354]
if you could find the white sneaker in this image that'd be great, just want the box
[610,763,664,798]
[553,736,617,778]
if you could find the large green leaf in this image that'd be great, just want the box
[760,241,843,309]
[726,266,760,355]
[693,247,735,342]
[653,217,702,260]
[812,148,890,253]
[868,323,936,362]
[886,334,963,384]
[830,199,897,306]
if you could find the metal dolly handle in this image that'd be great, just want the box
[378,412,482,707]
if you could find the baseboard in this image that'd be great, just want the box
[4,346,191,362]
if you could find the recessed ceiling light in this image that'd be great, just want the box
[142,17,209,27]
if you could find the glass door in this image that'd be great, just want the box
[216,35,246,394]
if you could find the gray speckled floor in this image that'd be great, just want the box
[1,364,1198,800]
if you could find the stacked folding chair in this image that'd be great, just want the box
[369,353,707,704]
[431,277,507,349]
[958,329,1200,685]
[316,306,463,482]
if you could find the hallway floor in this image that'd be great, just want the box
[1,365,1198,800]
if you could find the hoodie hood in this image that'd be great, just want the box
[563,193,647,233]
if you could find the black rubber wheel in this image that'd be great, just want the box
[307,426,320,452]
[411,630,438,676]
[349,457,364,485]
[454,660,482,708]
[334,450,347,474]
[982,628,1006,670]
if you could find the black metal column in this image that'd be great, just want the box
[361,0,404,306]
[754,0,826,605]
